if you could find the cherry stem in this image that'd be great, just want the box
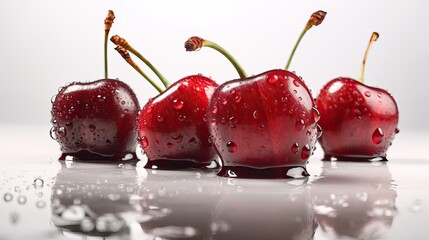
[285,10,327,70]
[104,10,115,79]
[110,35,171,88]
[185,36,247,79]
[359,32,379,83]
[115,46,163,93]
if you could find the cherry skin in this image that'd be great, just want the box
[51,79,140,160]
[138,75,219,169]
[208,69,321,178]
[316,77,399,160]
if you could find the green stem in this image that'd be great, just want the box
[134,66,163,93]
[203,40,247,78]
[127,46,170,88]
[358,32,379,83]
[285,28,307,70]
[104,31,109,79]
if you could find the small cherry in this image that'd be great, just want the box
[316,32,399,160]
[111,36,244,169]
[50,10,140,161]
[188,11,327,178]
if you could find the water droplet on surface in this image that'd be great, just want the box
[409,199,423,213]
[395,128,400,134]
[226,141,237,153]
[266,74,279,84]
[372,128,384,144]
[51,95,57,103]
[295,119,305,132]
[106,139,112,145]
[33,178,44,188]
[141,136,149,148]
[293,90,298,94]
[178,115,187,121]
[173,99,184,110]
[222,99,228,105]
[89,124,96,132]
[36,200,46,208]
[121,100,126,105]
[364,91,371,97]
[17,196,27,205]
[211,106,218,114]
[172,135,183,143]
[4,193,13,202]
[167,142,174,148]
[293,79,300,87]
[377,92,383,98]
[291,143,299,154]
[146,107,153,113]
[62,205,85,221]
[312,107,320,122]
[157,115,164,122]
[81,218,95,232]
[301,145,311,160]
[235,95,241,103]
[117,163,124,169]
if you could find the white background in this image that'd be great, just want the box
[0,1,428,139]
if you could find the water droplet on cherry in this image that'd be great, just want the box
[235,95,241,103]
[372,128,384,144]
[172,134,183,143]
[50,127,57,140]
[141,136,149,148]
[173,99,184,110]
[266,74,279,84]
[295,119,305,132]
[226,141,237,153]
[157,115,164,122]
[395,128,400,134]
[253,110,259,119]
[146,107,153,114]
[316,124,323,139]
[312,107,321,122]
[377,92,383,98]
[167,142,173,148]
[57,126,67,137]
[301,145,311,160]
[291,143,299,154]
[211,106,218,114]
[51,95,57,103]
[222,99,228,105]
[293,79,300,87]
[89,125,96,132]
[188,137,197,146]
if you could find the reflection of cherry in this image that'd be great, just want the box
[212,178,317,239]
[310,160,397,239]
[316,33,399,160]
[50,11,140,161]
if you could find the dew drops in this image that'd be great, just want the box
[293,90,298,94]
[36,200,46,209]
[141,136,149,148]
[89,124,96,132]
[372,128,384,144]
[226,141,237,153]
[293,79,300,87]
[33,178,44,188]
[57,126,67,137]
[364,91,371,97]
[51,95,57,103]
[146,107,153,114]
[121,100,126,105]
[211,106,218,114]
[266,74,279,84]
[312,107,321,122]
[253,110,259,119]
[316,124,323,139]
[235,95,241,103]
[178,115,187,121]
[173,99,184,110]
[4,193,13,202]
[117,163,124,169]
[106,139,112,145]
[291,143,299,154]
[17,196,27,205]
[188,137,197,146]
[157,115,164,122]
[295,119,305,132]
[395,128,400,134]
[167,142,174,148]
[172,134,183,143]
[301,145,311,160]
[222,99,228,105]
[377,92,383,98]
[50,127,57,140]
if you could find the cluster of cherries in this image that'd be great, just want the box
[50,10,399,178]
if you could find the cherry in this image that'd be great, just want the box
[316,32,399,160]
[111,36,244,169]
[188,11,327,178]
[50,10,140,161]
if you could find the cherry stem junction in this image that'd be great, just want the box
[285,10,327,70]
[115,46,163,93]
[104,10,115,79]
[185,36,247,79]
[359,32,379,83]
[110,35,171,88]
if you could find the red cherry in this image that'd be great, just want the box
[50,11,140,161]
[51,79,140,160]
[316,33,399,160]
[187,11,327,178]
[208,69,319,178]
[138,75,219,168]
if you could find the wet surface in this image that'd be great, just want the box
[0,127,428,239]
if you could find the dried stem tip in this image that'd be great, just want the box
[185,36,204,51]
[370,32,380,42]
[104,10,115,32]
[110,35,129,49]
[115,46,131,61]
[305,10,327,30]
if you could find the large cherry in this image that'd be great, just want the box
[111,36,244,169]
[189,11,327,178]
[50,10,140,161]
[316,33,399,160]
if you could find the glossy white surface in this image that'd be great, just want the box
[0,125,428,239]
